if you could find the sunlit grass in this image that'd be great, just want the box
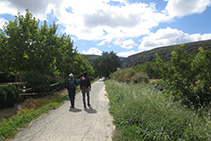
[105,80,211,140]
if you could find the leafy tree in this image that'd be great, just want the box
[0,29,9,74]
[92,51,120,77]
[156,45,211,108]
[1,9,94,86]
[2,9,59,80]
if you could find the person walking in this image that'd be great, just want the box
[66,73,78,108]
[80,71,91,108]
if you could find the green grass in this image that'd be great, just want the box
[105,80,211,140]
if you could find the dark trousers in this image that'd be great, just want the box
[68,88,76,107]
[82,88,90,106]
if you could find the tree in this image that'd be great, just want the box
[2,9,59,80]
[1,9,94,84]
[92,51,120,77]
[156,45,211,107]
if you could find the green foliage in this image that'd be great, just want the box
[133,61,162,79]
[0,85,19,108]
[105,80,211,140]
[0,9,93,83]
[156,45,211,107]
[110,68,149,84]
[21,71,50,93]
[92,51,120,77]
[0,87,7,108]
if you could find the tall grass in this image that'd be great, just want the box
[110,68,149,84]
[105,80,211,140]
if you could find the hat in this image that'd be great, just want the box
[69,73,73,77]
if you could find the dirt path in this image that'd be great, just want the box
[12,79,114,141]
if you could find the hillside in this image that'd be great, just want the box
[125,39,211,68]
[82,39,211,68]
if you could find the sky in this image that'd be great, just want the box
[0,0,211,58]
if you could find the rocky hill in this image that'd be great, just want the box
[82,39,211,68]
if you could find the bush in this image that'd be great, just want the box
[0,87,7,108]
[21,71,50,93]
[110,68,149,84]
[156,45,211,108]
[0,85,19,109]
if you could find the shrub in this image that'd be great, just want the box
[21,71,50,93]
[0,87,7,108]
[156,45,211,108]
[0,85,19,109]
[110,68,149,84]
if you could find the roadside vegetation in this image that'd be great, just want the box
[106,45,211,140]
[0,89,70,140]
[105,80,211,140]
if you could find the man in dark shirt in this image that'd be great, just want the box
[80,71,91,108]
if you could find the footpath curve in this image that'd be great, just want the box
[12,79,114,141]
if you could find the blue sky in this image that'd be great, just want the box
[1,0,211,57]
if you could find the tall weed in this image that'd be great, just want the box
[105,80,211,140]
[110,68,149,84]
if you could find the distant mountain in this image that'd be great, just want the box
[125,39,211,68]
[82,39,211,68]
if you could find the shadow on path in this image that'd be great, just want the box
[84,107,97,114]
[69,108,82,113]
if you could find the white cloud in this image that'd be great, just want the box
[0,0,60,20]
[121,39,137,49]
[62,0,170,42]
[82,47,102,55]
[117,50,142,57]
[114,38,137,49]
[0,0,170,43]
[165,0,211,17]
[0,18,7,29]
[97,40,106,46]
[138,27,211,51]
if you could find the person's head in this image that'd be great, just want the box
[83,71,87,77]
[69,73,73,78]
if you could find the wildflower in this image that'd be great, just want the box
[146,128,148,130]
[208,137,210,140]
[189,124,191,126]
[180,125,183,127]
[184,105,186,108]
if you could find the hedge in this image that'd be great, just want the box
[0,85,19,109]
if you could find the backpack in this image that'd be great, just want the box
[69,78,76,89]
[81,76,88,88]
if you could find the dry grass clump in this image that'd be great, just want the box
[110,68,149,84]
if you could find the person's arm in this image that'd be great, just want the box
[75,78,79,86]
[88,77,91,91]
[79,77,82,90]
[65,79,69,89]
